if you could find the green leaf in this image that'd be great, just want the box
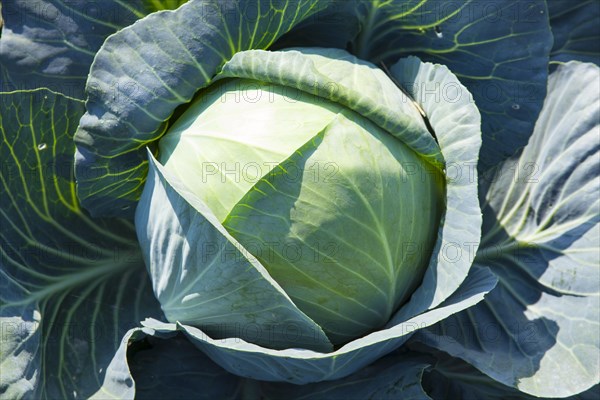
[415,62,600,397]
[0,89,163,399]
[548,0,600,67]
[139,266,496,383]
[157,77,352,222]
[388,57,483,322]
[87,328,243,400]
[0,0,188,99]
[74,0,337,218]
[223,112,443,345]
[277,0,553,172]
[135,152,333,352]
[271,0,362,50]
[129,332,243,400]
[99,329,433,400]
[350,0,553,172]
[98,329,432,400]
[259,350,432,400]
[414,344,538,400]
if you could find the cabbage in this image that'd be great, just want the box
[1,1,598,399]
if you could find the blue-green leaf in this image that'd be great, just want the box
[74,0,337,218]
[548,0,600,67]
[259,350,432,400]
[130,332,243,400]
[351,0,553,172]
[135,152,333,352]
[0,89,163,399]
[97,328,433,400]
[0,268,41,399]
[89,328,243,400]
[277,0,553,172]
[140,266,496,383]
[0,0,187,99]
[415,61,600,397]
[414,344,538,400]
[389,57,483,321]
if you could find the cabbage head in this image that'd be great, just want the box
[153,48,445,345]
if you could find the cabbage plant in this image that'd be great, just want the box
[0,1,598,399]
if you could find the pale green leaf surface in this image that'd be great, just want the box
[158,77,348,222]
[223,112,443,344]
[135,152,333,352]
[217,48,443,169]
[416,62,600,397]
[158,46,444,223]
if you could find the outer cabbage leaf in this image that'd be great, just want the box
[357,0,552,173]
[88,328,243,400]
[139,265,495,383]
[415,62,600,397]
[0,89,163,399]
[73,0,338,218]
[414,344,540,400]
[278,0,553,173]
[548,0,600,67]
[389,57,483,320]
[258,350,432,400]
[271,0,362,50]
[129,332,243,400]
[0,0,187,99]
[0,267,41,399]
[101,329,432,400]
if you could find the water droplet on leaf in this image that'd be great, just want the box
[512,103,520,110]
[37,143,48,151]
